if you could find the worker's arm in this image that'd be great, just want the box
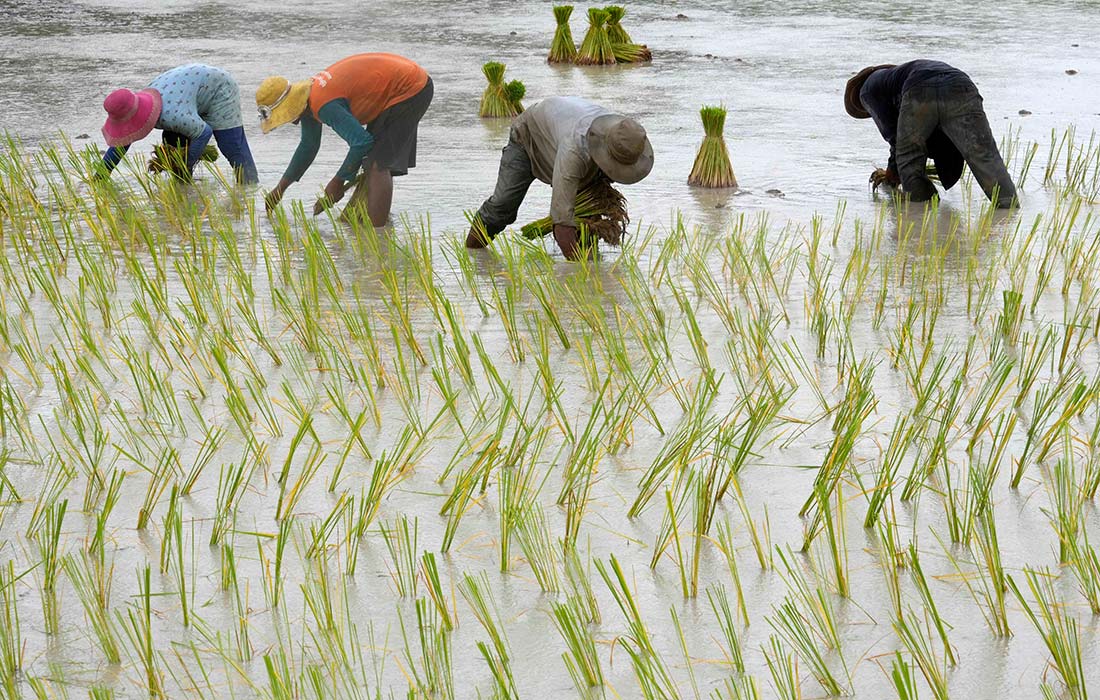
[265,112,323,210]
[97,144,130,178]
[317,99,375,184]
[185,125,215,171]
[549,147,587,260]
[860,89,899,176]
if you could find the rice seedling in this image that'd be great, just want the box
[605,6,652,62]
[907,544,956,667]
[479,62,525,118]
[1008,568,1088,699]
[117,566,165,698]
[548,5,578,63]
[762,636,803,700]
[420,551,455,631]
[564,544,601,624]
[550,597,604,692]
[893,610,949,700]
[575,8,617,65]
[0,561,23,696]
[35,498,67,635]
[707,584,745,673]
[688,106,738,189]
[522,177,629,246]
[399,598,454,700]
[380,515,419,598]
[460,572,519,699]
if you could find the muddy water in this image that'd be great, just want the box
[1,1,1100,699]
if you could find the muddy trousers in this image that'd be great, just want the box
[474,139,536,238]
[896,83,1016,208]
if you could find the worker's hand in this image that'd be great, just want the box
[552,224,582,261]
[869,168,901,190]
[313,177,348,216]
[264,186,285,213]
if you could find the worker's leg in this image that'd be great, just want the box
[468,139,536,248]
[212,126,259,184]
[894,87,940,202]
[938,84,1017,208]
[366,161,393,228]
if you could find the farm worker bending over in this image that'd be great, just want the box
[256,53,433,227]
[99,64,259,183]
[467,96,653,261]
[845,60,1016,208]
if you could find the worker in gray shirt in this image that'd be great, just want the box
[467,96,653,260]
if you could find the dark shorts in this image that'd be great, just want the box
[367,77,433,177]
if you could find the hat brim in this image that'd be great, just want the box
[102,89,162,148]
[260,81,312,134]
[845,64,896,119]
[587,115,654,185]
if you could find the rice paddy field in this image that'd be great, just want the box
[1,1,1099,699]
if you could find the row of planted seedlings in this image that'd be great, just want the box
[0,130,1098,698]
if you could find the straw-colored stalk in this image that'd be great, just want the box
[576,8,617,65]
[688,106,738,188]
[548,6,578,63]
[522,177,629,245]
[479,62,525,118]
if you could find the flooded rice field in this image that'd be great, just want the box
[1,1,1099,698]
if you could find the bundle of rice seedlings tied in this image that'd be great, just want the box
[479,62,525,118]
[576,8,616,65]
[148,143,219,179]
[521,177,628,246]
[548,5,578,63]
[688,105,738,188]
[605,6,652,63]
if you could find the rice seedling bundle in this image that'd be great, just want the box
[576,8,616,65]
[688,105,738,188]
[479,62,525,119]
[521,177,628,245]
[547,5,578,63]
[605,6,652,63]
[148,143,219,180]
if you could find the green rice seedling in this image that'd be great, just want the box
[460,572,519,699]
[1012,377,1092,487]
[210,455,257,547]
[181,425,225,495]
[967,508,1011,636]
[136,444,180,527]
[762,636,803,700]
[875,515,906,620]
[380,515,419,597]
[706,584,745,673]
[0,561,23,695]
[550,597,604,692]
[221,544,252,661]
[1044,455,1086,563]
[715,518,748,623]
[576,8,617,65]
[515,504,562,592]
[118,566,165,698]
[26,456,74,539]
[276,441,326,521]
[420,551,455,631]
[564,544,601,624]
[306,493,350,560]
[907,544,956,666]
[893,611,949,700]
[35,498,67,635]
[1066,533,1100,614]
[479,62,525,118]
[888,652,920,700]
[440,445,494,553]
[1008,568,1088,699]
[596,555,678,697]
[612,40,652,64]
[688,106,738,188]
[548,5,578,63]
[863,412,914,528]
[767,597,848,696]
[399,598,454,700]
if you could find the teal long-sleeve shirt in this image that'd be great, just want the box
[282,99,375,184]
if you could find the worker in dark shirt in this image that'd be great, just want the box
[845,60,1017,208]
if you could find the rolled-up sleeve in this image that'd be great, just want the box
[550,148,588,226]
[282,112,324,183]
[318,99,375,183]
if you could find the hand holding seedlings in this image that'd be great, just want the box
[869,167,899,190]
[314,176,349,215]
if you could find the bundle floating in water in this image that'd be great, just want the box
[521,178,628,246]
[688,105,738,189]
[575,8,617,66]
[547,5,578,63]
[605,6,651,63]
[479,62,525,118]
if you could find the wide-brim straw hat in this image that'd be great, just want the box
[101,88,162,147]
[844,64,896,119]
[587,114,654,184]
[256,76,311,134]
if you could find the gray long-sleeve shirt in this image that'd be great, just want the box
[510,97,612,226]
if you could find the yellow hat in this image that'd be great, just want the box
[255,76,312,134]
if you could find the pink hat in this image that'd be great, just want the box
[101,88,162,147]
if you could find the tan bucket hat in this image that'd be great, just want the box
[587,114,654,184]
[256,76,312,134]
[845,64,896,119]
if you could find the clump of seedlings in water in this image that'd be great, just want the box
[605,5,652,63]
[688,105,738,188]
[479,62,525,118]
[547,5,578,63]
[575,8,616,65]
